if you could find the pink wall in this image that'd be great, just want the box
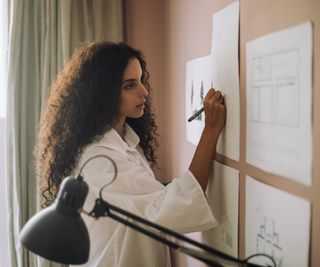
[126,0,167,180]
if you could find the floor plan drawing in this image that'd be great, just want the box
[251,49,300,128]
[246,22,312,184]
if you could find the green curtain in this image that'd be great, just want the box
[5,1,124,266]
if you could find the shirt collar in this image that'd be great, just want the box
[97,123,140,153]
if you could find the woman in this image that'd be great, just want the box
[35,42,226,267]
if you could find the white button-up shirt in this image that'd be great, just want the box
[73,124,217,267]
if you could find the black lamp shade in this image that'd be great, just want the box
[19,176,90,264]
[20,205,89,264]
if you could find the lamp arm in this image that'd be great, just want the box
[107,209,222,267]
[87,198,273,267]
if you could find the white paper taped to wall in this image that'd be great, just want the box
[211,0,240,161]
[203,161,239,257]
[185,1,240,161]
[246,176,310,267]
[246,22,313,185]
[185,55,213,145]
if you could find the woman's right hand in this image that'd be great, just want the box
[203,88,226,136]
[188,88,226,192]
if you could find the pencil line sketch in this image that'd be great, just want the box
[256,216,283,267]
[251,49,300,128]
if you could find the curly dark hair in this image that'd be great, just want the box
[35,41,159,207]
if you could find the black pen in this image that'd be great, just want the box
[187,107,204,122]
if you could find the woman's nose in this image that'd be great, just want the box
[140,84,148,97]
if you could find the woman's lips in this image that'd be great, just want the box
[136,103,145,109]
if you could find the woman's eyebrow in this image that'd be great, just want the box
[122,78,136,84]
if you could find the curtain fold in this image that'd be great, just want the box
[6,1,124,266]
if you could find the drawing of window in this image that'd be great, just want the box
[251,49,300,128]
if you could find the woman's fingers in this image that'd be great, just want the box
[205,88,223,101]
[203,88,226,132]
[205,88,216,100]
[204,89,225,109]
[213,91,223,102]
[218,94,224,104]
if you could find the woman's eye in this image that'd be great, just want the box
[124,81,136,89]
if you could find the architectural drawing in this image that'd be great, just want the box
[251,49,300,127]
[256,216,283,266]
[246,22,312,185]
[246,176,310,267]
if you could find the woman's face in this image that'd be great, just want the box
[119,58,148,120]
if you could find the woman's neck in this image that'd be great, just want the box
[113,118,126,140]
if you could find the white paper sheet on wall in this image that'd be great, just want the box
[246,176,310,267]
[211,1,240,160]
[203,161,239,257]
[185,55,213,145]
[246,22,313,185]
[185,1,240,161]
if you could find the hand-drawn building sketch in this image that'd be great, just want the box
[256,216,283,266]
[246,176,310,267]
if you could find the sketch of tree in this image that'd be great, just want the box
[191,80,194,108]
[200,80,204,105]
[197,80,204,121]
